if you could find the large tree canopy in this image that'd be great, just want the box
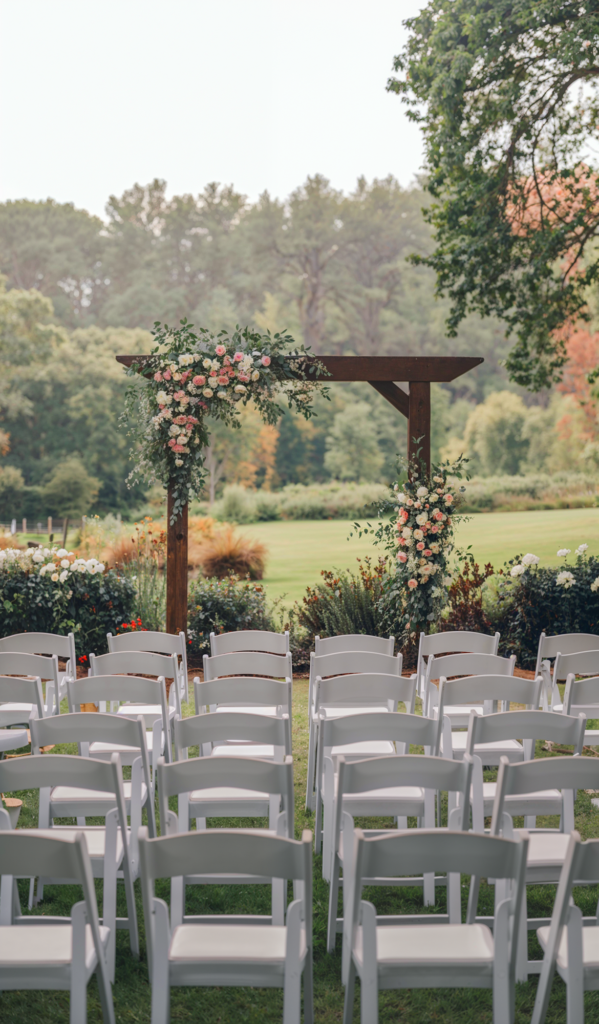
[389,0,599,390]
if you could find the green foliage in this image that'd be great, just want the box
[390,0,599,388]
[41,457,100,519]
[291,559,389,646]
[187,575,274,656]
[488,551,599,667]
[0,563,135,657]
[211,482,388,523]
[457,471,599,513]
[463,393,531,476]
[324,402,384,481]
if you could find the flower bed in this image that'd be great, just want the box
[0,546,135,656]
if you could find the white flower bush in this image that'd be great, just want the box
[0,546,105,582]
[556,570,575,589]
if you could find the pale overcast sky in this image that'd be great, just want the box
[0,0,426,220]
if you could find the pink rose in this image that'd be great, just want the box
[407,579,418,589]
[173,415,186,424]
[215,344,226,356]
[228,369,236,377]
[192,375,206,386]
[217,376,229,386]
[173,390,185,401]
[261,355,271,366]
[424,549,432,557]
[397,552,408,563]
[185,423,193,432]
[210,370,217,377]
[172,444,186,452]
[154,371,163,382]
[416,542,425,551]
[238,373,250,382]
[163,369,171,380]
[187,415,199,424]
[223,355,231,366]
[445,494,453,504]
[430,524,439,533]
[433,510,444,521]
[168,438,176,448]
[233,352,244,362]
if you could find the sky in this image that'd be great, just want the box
[0,0,426,220]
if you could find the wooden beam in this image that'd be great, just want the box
[368,381,409,418]
[116,353,484,383]
[408,381,431,475]
[166,489,188,636]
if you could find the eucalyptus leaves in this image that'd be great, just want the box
[125,321,327,522]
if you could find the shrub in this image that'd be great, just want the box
[0,547,135,656]
[188,575,274,656]
[42,457,100,519]
[456,472,598,513]
[195,526,267,580]
[441,559,495,633]
[487,551,599,667]
[214,485,257,523]
[210,482,388,523]
[292,558,389,646]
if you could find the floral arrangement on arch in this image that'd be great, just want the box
[355,455,468,642]
[125,321,328,522]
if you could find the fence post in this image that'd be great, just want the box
[10,519,16,535]
[47,516,52,537]
[22,518,27,535]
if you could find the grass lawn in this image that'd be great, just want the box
[243,507,599,606]
[3,684,598,1022]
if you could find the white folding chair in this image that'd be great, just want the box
[90,649,182,724]
[437,674,542,761]
[0,752,139,981]
[465,709,585,823]
[343,828,528,1024]
[491,755,599,981]
[68,673,171,778]
[0,676,46,743]
[158,754,295,926]
[311,673,416,827]
[425,651,516,722]
[174,710,291,763]
[328,750,474,955]
[414,630,500,699]
[0,829,115,1024]
[532,831,599,1024]
[534,632,599,710]
[0,652,60,719]
[563,673,599,750]
[108,629,189,703]
[549,650,599,712]
[314,634,394,656]
[320,711,446,877]
[139,827,313,1024]
[200,650,293,730]
[194,675,292,720]
[0,631,76,712]
[306,650,403,811]
[210,629,290,656]
[30,712,157,837]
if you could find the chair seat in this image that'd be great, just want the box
[0,728,28,752]
[0,923,110,967]
[537,925,599,972]
[215,706,280,717]
[190,787,270,803]
[210,745,276,759]
[23,826,124,861]
[474,783,562,816]
[331,741,396,759]
[354,923,494,967]
[316,706,391,721]
[341,786,425,821]
[90,738,157,759]
[451,734,523,763]
[116,704,170,728]
[514,830,571,870]
[169,923,304,962]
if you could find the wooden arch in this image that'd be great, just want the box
[116,354,482,633]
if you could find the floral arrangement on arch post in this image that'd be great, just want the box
[355,455,468,644]
[125,321,328,523]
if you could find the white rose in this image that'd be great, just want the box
[56,548,68,557]
[510,564,524,577]
[51,572,59,582]
[251,370,260,381]
[415,512,429,526]
[416,486,428,497]
[32,550,44,562]
[178,353,194,366]
[591,577,599,592]
[156,391,169,405]
[576,544,589,556]
[175,458,184,466]
[429,493,438,503]
[177,434,187,445]
[234,385,247,394]
[413,529,424,541]
[60,558,70,569]
[556,570,575,589]
[59,570,68,582]
[557,548,571,557]
[396,492,406,502]
[169,424,179,435]
[217,392,228,399]
[97,563,105,572]
[203,388,214,398]
[401,527,412,539]
[521,553,539,566]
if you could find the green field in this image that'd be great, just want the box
[243,507,599,605]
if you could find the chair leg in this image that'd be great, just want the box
[361,972,379,1024]
[303,946,314,1024]
[327,858,341,952]
[314,784,323,855]
[305,719,316,811]
[515,891,529,983]
[343,960,357,1024]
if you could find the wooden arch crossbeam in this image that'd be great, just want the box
[116,353,483,634]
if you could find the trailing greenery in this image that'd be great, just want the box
[187,575,275,656]
[390,0,599,389]
[0,557,135,656]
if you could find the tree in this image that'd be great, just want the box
[390,0,599,389]
[463,392,530,475]
[324,402,384,481]
[42,457,100,519]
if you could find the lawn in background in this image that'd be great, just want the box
[243,507,599,606]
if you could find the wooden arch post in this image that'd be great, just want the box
[117,354,482,636]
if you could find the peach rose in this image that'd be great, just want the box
[192,375,206,386]
[261,355,271,366]
[416,542,425,551]
[407,579,418,589]
[215,344,227,356]
[153,371,163,382]
[234,352,244,362]
[397,552,408,563]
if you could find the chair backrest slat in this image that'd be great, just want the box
[553,649,599,681]
[91,650,178,678]
[0,631,75,663]
[68,673,167,708]
[203,650,292,680]
[310,650,401,682]
[320,710,441,756]
[31,711,147,752]
[438,673,541,712]
[0,675,45,718]
[342,753,472,799]
[467,709,586,754]
[210,630,290,656]
[563,673,599,713]
[315,673,415,713]
[537,632,599,669]
[174,711,289,758]
[108,630,185,658]
[419,630,499,659]
[361,827,526,880]
[0,651,58,681]
[427,652,515,682]
[314,634,394,656]
[194,676,291,712]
